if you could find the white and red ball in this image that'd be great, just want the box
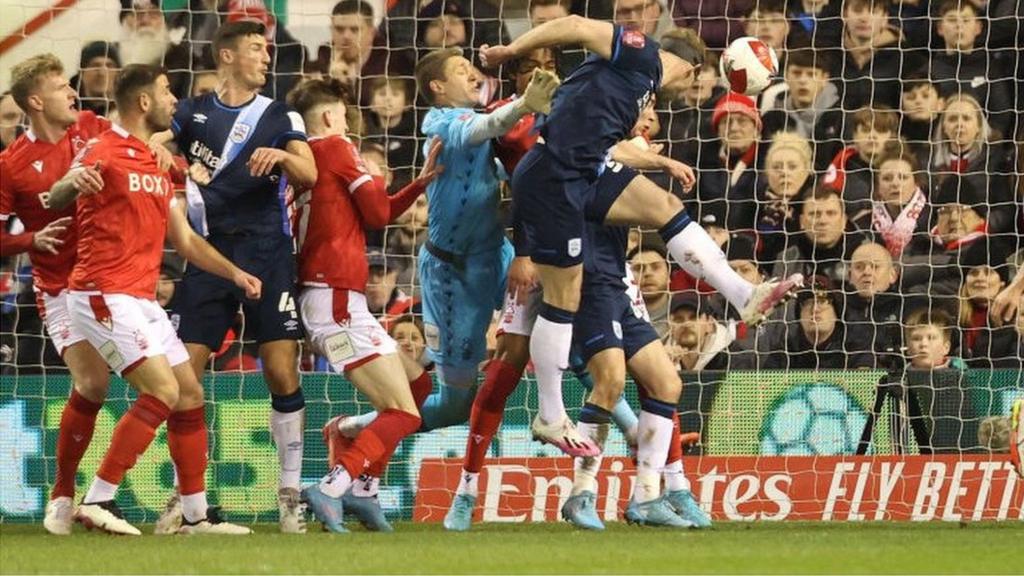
[719,36,779,97]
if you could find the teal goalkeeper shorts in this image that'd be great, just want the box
[418,238,513,369]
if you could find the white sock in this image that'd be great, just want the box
[270,408,305,490]
[341,412,378,438]
[84,477,118,504]
[352,474,380,498]
[572,422,608,496]
[530,316,573,424]
[319,465,353,498]
[456,470,479,497]
[663,459,691,492]
[665,223,753,310]
[181,492,209,523]
[632,410,673,503]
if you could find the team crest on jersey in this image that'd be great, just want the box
[133,329,149,351]
[71,135,86,152]
[31,160,43,173]
[567,238,582,258]
[622,30,646,48]
[229,123,252,144]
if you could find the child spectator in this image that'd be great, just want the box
[742,0,809,64]
[363,77,417,185]
[823,107,899,219]
[756,132,815,265]
[760,48,842,171]
[930,0,1014,136]
[390,314,428,366]
[904,308,964,370]
[898,71,946,168]
[830,0,913,110]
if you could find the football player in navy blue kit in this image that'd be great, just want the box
[162,20,317,533]
[480,19,803,452]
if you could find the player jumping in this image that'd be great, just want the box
[285,77,442,533]
[47,64,259,536]
[160,20,318,533]
[480,19,803,453]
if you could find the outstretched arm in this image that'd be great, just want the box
[480,15,615,66]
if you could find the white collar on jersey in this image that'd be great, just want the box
[111,123,130,138]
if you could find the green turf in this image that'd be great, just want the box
[2,522,1022,574]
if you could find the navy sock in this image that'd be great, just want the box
[640,396,676,419]
[271,389,305,413]
[657,209,693,244]
[579,402,612,425]
[539,303,575,324]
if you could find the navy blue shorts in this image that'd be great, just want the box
[572,286,659,365]
[512,146,638,267]
[175,234,304,350]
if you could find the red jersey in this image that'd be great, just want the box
[69,124,175,299]
[296,135,424,292]
[0,111,109,294]
[487,96,539,175]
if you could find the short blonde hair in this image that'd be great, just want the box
[766,131,813,171]
[10,53,63,112]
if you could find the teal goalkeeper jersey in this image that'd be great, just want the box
[420,106,505,255]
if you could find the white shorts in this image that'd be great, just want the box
[68,292,190,376]
[497,286,542,338]
[299,287,397,372]
[36,290,86,356]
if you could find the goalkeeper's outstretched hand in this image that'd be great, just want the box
[520,68,561,115]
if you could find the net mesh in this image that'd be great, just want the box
[1,0,1022,523]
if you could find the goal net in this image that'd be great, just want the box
[1,0,1022,524]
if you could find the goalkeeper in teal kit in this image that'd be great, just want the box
[412,48,559,427]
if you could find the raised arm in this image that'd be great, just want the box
[166,204,262,299]
[480,15,615,66]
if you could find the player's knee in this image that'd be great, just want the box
[262,361,299,395]
[644,374,682,404]
[497,334,530,369]
[588,364,626,406]
[174,375,205,410]
[148,381,180,409]
[73,368,110,403]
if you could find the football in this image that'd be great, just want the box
[720,36,780,96]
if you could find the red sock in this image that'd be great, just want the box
[366,372,433,478]
[95,394,171,486]
[463,359,523,473]
[666,411,682,465]
[167,406,208,495]
[338,409,420,479]
[52,390,103,499]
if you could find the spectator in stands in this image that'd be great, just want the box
[189,70,218,96]
[767,276,875,369]
[529,0,571,25]
[992,266,1024,327]
[742,0,808,63]
[70,42,120,116]
[629,243,672,340]
[898,71,946,168]
[0,92,24,151]
[360,141,393,189]
[856,145,930,259]
[661,52,723,171]
[671,0,752,49]
[389,0,508,53]
[930,0,1014,136]
[773,186,869,287]
[830,0,908,110]
[756,131,815,266]
[698,92,764,230]
[667,292,739,371]
[760,48,842,171]
[316,0,412,106]
[365,247,414,326]
[823,107,900,220]
[788,0,842,43]
[363,77,417,184]
[117,0,194,96]
[930,94,1016,237]
[845,241,906,369]
[390,314,428,366]
[904,308,964,370]
[958,264,1008,351]
[973,290,1024,369]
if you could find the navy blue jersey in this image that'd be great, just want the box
[537,25,661,178]
[172,93,307,237]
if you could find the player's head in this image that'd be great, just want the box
[9,53,78,128]
[213,20,270,90]
[288,77,351,137]
[849,242,898,298]
[114,64,176,132]
[507,48,558,95]
[905,308,954,369]
[415,48,478,108]
[613,0,662,36]
[657,27,706,100]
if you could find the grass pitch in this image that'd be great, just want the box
[2,521,1021,574]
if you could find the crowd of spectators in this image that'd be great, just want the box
[2,0,1023,375]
